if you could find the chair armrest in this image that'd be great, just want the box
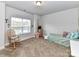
[11,35,19,39]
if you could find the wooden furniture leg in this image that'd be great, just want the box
[13,42,16,49]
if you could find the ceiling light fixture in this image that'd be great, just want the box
[34,1,42,7]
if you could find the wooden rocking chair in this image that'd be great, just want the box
[7,29,21,49]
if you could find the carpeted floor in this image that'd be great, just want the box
[0,38,71,57]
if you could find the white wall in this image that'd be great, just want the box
[0,2,5,49]
[38,16,42,26]
[41,8,79,35]
[5,6,39,44]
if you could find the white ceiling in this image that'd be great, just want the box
[5,1,79,16]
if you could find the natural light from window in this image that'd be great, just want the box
[11,17,31,35]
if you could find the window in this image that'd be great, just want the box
[11,17,31,35]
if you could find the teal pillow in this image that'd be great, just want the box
[67,32,79,39]
[73,32,79,39]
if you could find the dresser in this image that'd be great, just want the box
[70,40,79,57]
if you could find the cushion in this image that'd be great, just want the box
[63,32,68,37]
[66,32,79,39]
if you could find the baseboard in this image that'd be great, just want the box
[5,43,9,46]
[20,35,35,41]
[5,35,35,46]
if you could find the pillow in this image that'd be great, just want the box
[63,32,68,37]
[72,32,79,39]
[66,32,79,39]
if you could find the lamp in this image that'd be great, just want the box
[34,1,42,7]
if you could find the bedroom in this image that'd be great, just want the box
[0,0,79,57]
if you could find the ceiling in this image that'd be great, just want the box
[5,1,79,16]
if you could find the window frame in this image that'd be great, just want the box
[11,17,31,35]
